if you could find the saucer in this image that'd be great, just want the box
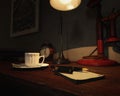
[12,63,49,69]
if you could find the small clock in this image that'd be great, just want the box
[40,43,55,62]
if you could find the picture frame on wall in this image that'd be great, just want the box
[10,0,39,37]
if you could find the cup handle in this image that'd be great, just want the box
[39,55,45,63]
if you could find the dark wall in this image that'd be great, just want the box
[0,0,120,52]
[40,0,97,50]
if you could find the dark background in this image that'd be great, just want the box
[0,0,120,53]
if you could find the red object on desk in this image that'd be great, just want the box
[77,57,117,66]
[77,1,118,66]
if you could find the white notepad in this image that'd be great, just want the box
[60,71,104,80]
[59,71,104,84]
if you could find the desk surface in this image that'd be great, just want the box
[0,62,120,96]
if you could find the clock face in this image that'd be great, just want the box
[40,47,50,58]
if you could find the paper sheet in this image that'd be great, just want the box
[60,71,104,80]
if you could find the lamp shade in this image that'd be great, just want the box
[50,0,82,11]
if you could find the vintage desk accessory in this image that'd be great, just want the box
[40,42,55,62]
[77,0,120,66]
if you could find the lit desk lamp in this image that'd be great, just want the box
[50,0,81,64]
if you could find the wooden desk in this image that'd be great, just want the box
[0,62,120,96]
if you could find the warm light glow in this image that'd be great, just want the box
[50,0,82,11]
[67,4,74,10]
[60,0,72,4]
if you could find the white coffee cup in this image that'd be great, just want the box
[25,52,45,67]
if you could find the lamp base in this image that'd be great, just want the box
[77,55,118,66]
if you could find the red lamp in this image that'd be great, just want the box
[102,10,120,43]
[77,0,118,66]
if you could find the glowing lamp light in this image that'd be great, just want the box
[50,0,82,11]
[60,0,72,4]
